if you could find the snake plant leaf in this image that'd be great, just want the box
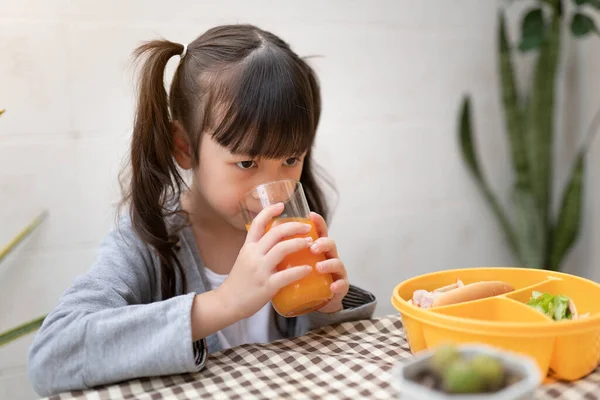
[571,13,599,37]
[519,8,546,51]
[459,96,482,180]
[459,96,519,255]
[526,14,560,237]
[499,11,529,185]
[540,0,560,6]
[0,316,46,347]
[512,184,546,268]
[574,0,600,10]
[548,153,585,271]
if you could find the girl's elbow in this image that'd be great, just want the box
[27,333,86,397]
[27,341,57,397]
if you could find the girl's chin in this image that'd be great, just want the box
[229,215,250,232]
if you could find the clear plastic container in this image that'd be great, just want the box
[390,344,541,400]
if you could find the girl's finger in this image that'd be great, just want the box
[310,237,339,259]
[316,258,346,276]
[264,237,313,268]
[309,212,328,238]
[258,221,312,254]
[331,279,349,294]
[268,265,313,291]
[246,204,284,243]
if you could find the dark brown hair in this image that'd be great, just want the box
[120,24,333,299]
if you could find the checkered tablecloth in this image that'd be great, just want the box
[48,315,600,400]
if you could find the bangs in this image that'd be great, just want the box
[205,46,318,158]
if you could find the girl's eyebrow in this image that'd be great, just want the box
[229,151,306,160]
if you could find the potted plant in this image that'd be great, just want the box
[458,0,600,270]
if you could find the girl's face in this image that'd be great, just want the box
[192,133,306,231]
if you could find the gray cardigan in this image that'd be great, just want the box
[27,214,377,397]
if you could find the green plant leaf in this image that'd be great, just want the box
[548,153,584,271]
[0,316,46,347]
[458,96,519,256]
[519,8,546,52]
[571,13,599,37]
[499,11,529,186]
[526,14,560,259]
[459,97,482,180]
[541,0,559,6]
[573,0,600,9]
[511,184,546,268]
[0,210,48,264]
[0,109,5,116]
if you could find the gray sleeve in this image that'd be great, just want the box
[295,285,377,335]
[27,219,206,397]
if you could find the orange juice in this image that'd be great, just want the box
[247,217,334,317]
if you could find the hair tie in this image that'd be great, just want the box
[181,44,188,60]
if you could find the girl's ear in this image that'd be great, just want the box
[172,120,193,170]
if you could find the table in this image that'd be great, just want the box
[48,315,600,399]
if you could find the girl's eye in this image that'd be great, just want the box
[284,157,300,167]
[236,161,256,169]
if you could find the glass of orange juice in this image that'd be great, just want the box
[240,179,333,318]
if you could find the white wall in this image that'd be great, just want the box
[1,0,599,398]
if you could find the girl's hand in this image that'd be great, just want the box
[309,212,349,314]
[219,203,314,319]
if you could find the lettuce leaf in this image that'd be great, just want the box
[526,291,572,321]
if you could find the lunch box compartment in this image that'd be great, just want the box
[396,268,549,303]
[505,277,600,317]
[430,297,551,323]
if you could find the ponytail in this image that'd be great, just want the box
[122,40,187,299]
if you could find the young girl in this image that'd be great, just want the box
[27,24,376,397]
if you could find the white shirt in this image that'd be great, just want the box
[203,267,272,350]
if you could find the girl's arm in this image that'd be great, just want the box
[27,217,206,397]
[28,204,316,397]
